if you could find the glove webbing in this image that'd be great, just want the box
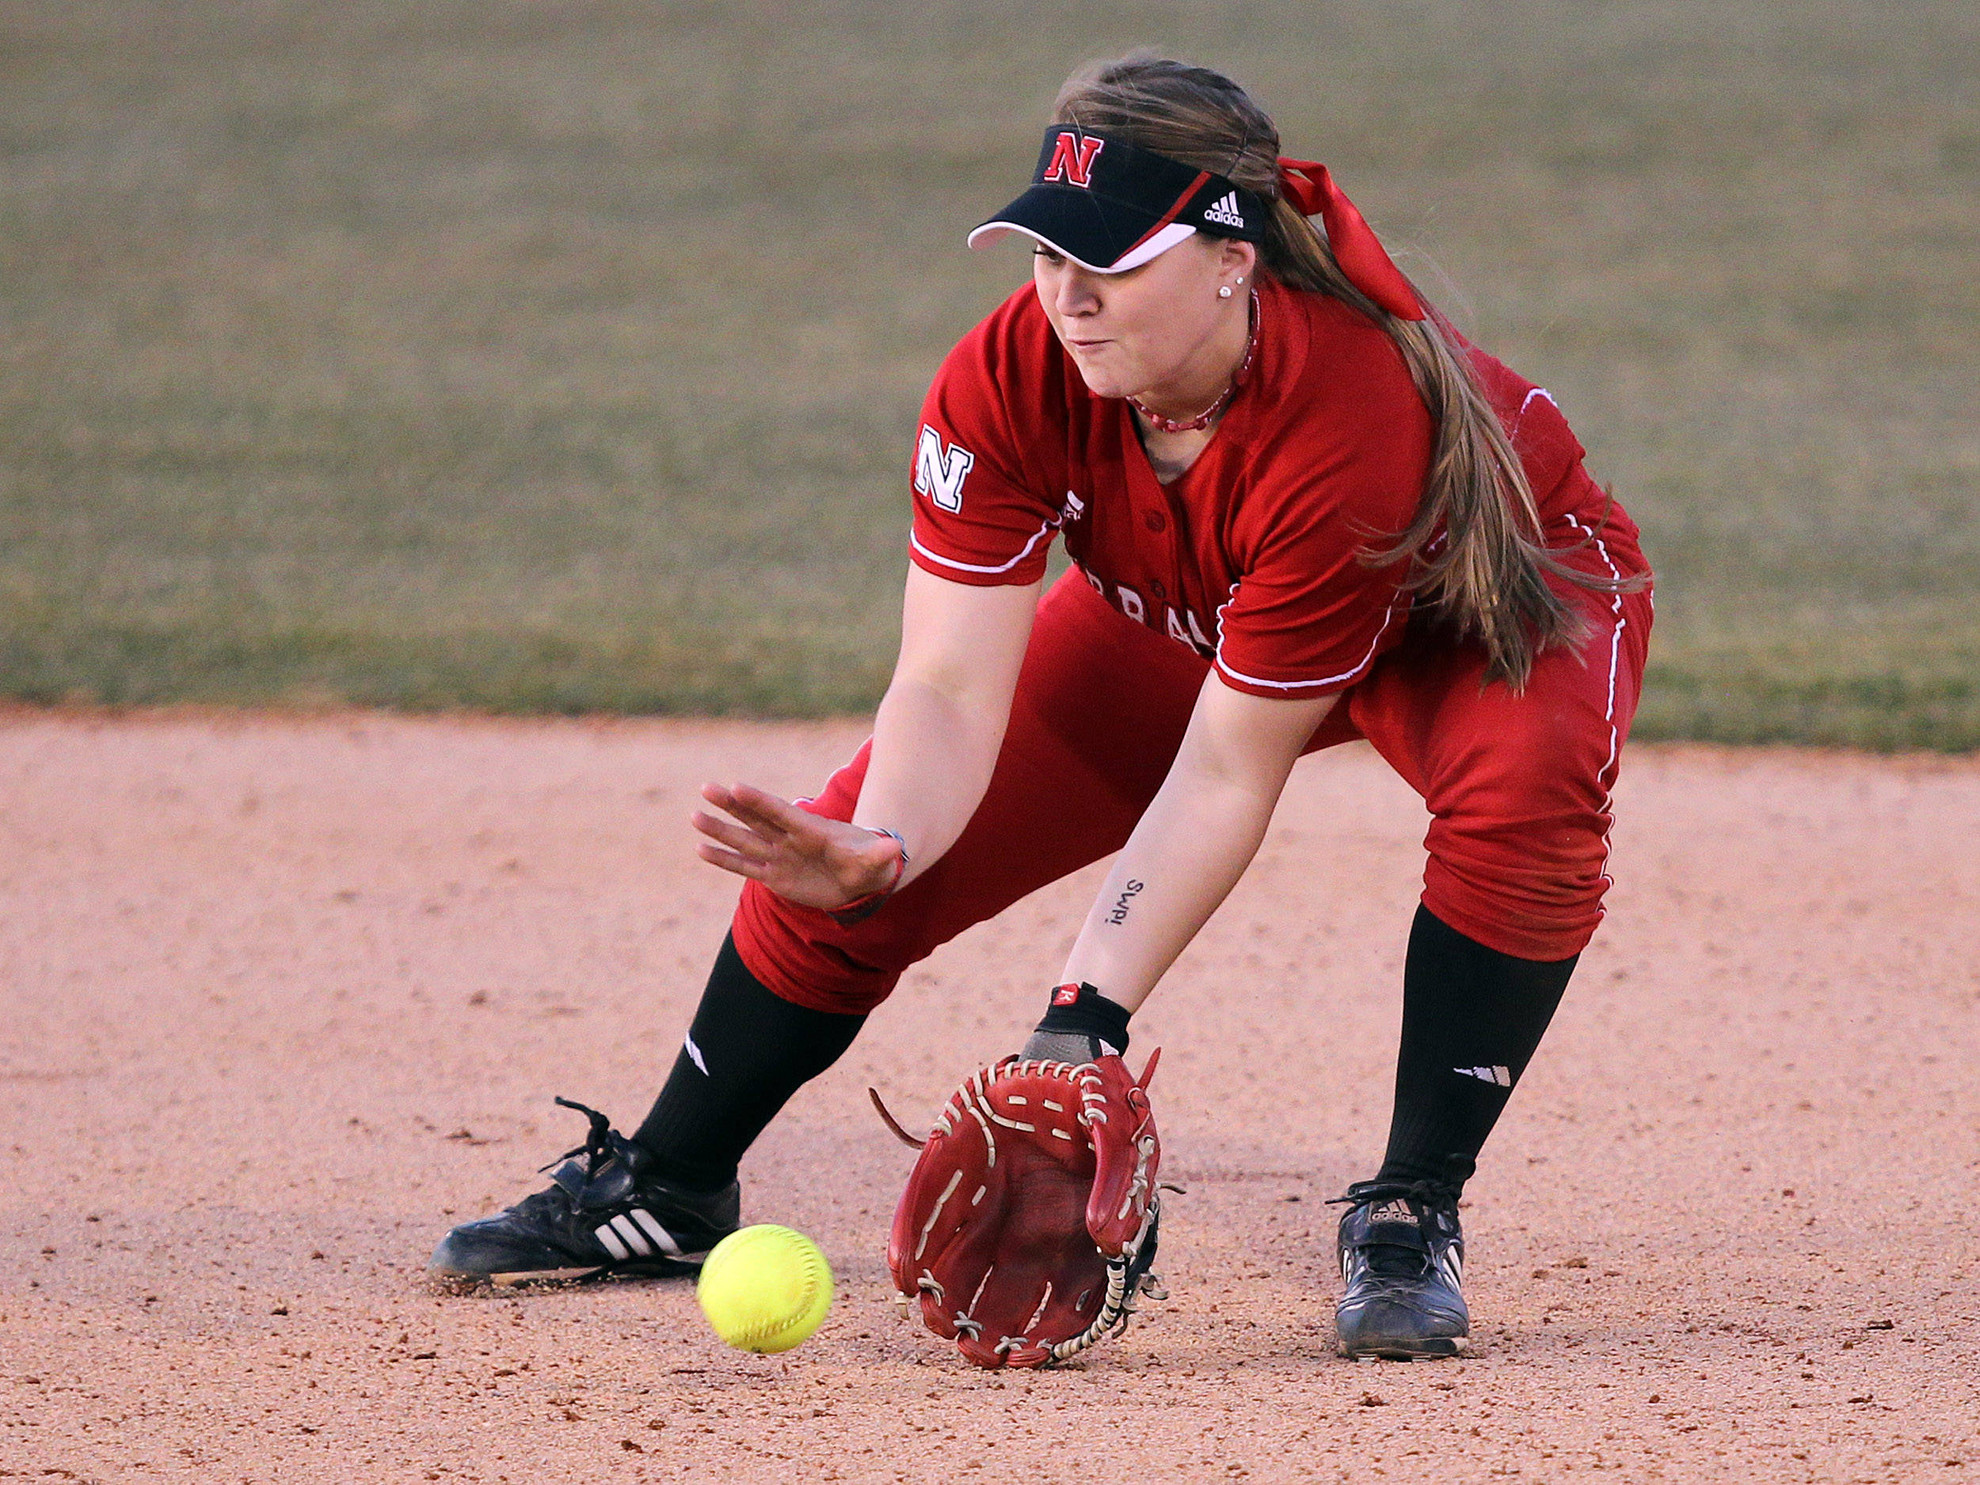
[917,1059,1160,1364]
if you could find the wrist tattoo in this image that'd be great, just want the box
[1105,878,1145,926]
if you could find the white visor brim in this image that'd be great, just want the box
[965,221,1198,274]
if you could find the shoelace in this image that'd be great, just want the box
[537,1096,617,1176]
[1328,1178,1461,1280]
[1326,1177,1461,1212]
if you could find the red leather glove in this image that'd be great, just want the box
[886,1052,1162,1368]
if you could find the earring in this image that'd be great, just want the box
[1236,275,1246,285]
[1218,285,1233,299]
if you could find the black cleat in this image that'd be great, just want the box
[1332,1179,1469,1360]
[428,1098,739,1287]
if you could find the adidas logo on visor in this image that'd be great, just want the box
[1202,191,1246,229]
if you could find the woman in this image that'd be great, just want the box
[429,55,1652,1363]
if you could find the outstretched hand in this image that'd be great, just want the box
[692,782,904,911]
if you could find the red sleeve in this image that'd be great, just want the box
[1211,492,1414,699]
[906,299,1064,588]
[1212,340,1430,699]
[1463,344,1589,521]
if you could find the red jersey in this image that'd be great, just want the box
[907,276,1643,698]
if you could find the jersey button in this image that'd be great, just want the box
[1151,579,1167,600]
[1143,510,1166,532]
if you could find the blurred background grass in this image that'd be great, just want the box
[2,0,1974,746]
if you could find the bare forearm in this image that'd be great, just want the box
[1059,677,1334,1012]
[1059,765,1281,1011]
[693,571,1035,910]
[853,674,1009,886]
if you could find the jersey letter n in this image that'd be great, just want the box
[914,425,976,513]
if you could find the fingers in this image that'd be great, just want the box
[690,809,775,862]
[694,782,875,908]
[695,840,770,881]
[699,780,741,810]
[708,781,815,841]
[698,781,812,848]
[695,839,843,910]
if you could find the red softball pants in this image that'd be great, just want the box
[733,540,1653,1017]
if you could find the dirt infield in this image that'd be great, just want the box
[3,714,1976,1482]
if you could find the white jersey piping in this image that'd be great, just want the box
[909,518,1058,577]
[1561,511,1628,913]
[1212,598,1400,693]
[1513,386,1558,431]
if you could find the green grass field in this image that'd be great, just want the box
[3,0,1975,746]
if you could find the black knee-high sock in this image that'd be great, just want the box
[632,932,866,1192]
[1375,905,1579,1195]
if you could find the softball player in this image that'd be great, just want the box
[431,55,1652,1362]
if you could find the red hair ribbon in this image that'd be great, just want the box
[1276,158,1425,321]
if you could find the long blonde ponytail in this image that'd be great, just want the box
[1055,55,1631,689]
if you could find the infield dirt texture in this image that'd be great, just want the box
[5,0,1977,1479]
[3,714,1976,1481]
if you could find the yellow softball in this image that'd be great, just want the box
[695,1224,833,1353]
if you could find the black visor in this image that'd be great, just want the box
[969,127,1268,273]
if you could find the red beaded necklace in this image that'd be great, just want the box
[1128,289,1260,434]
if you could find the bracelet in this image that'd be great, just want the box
[828,827,911,926]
